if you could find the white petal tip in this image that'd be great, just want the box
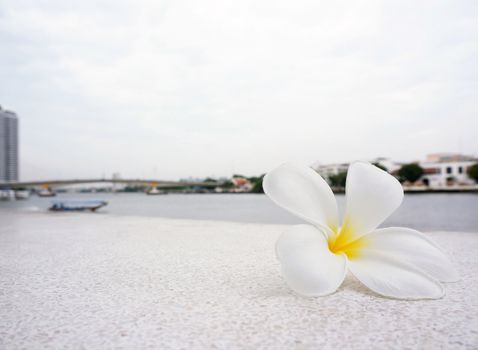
[364,227,460,285]
[348,253,446,300]
[263,163,338,235]
[362,281,446,301]
[344,162,404,235]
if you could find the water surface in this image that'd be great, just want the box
[1,192,477,232]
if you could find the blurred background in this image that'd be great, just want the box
[1,0,477,230]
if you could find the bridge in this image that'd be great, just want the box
[0,178,222,189]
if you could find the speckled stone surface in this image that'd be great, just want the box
[0,212,477,350]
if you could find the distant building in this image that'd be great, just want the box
[0,106,19,182]
[420,153,477,187]
[311,162,349,184]
[425,153,476,163]
[231,177,253,192]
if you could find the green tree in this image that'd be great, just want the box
[398,163,424,183]
[328,171,347,188]
[221,180,234,189]
[247,176,260,183]
[250,175,265,193]
[467,163,478,183]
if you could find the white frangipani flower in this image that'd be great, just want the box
[263,162,458,299]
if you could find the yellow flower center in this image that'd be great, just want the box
[328,222,368,259]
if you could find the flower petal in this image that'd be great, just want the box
[348,251,444,299]
[276,224,347,296]
[343,162,403,238]
[263,163,338,235]
[360,227,459,282]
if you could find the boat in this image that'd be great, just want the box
[15,190,30,200]
[146,187,165,195]
[49,200,108,212]
[38,189,56,197]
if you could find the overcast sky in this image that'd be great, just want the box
[1,0,477,180]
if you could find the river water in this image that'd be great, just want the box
[0,192,477,232]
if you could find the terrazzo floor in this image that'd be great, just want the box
[0,212,477,349]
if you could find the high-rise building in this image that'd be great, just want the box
[0,106,19,182]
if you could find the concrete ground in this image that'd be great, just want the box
[0,212,477,349]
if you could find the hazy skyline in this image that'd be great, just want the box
[1,0,477,181]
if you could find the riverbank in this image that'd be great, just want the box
[330,184,478,193]
[0,213,477,349]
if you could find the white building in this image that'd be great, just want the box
[311,162,349,183]
[0,106,19,182]
[419,153,476,188]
